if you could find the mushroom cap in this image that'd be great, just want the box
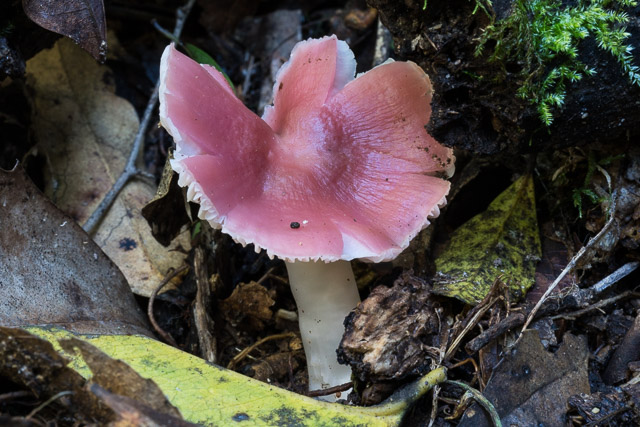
[159,36,454,263]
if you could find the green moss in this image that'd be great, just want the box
[476,0,640,125]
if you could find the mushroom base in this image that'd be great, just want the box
[285,260,361,399]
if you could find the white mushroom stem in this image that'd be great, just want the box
[285,260,361,397]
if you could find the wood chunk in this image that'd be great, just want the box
[338,272,440,382]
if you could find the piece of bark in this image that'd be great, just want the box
[338,273,440,382]
[369,0,640,154]
[568,385,640,425]
[256,9,303,115]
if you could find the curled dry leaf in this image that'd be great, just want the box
[0,167,149,335]
[25,37,190,296]
[22,0,107,62]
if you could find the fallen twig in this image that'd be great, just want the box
[147,265,188,346]
[307,382,353,398]
[517,189,619,344]
[373,17,392,66]
[26,391,74,420]
[227,332,297,370]
[466,313,526,354]
[193,247,217,363]
[552,290,639,321]
[82,0,197,234]
[466,262,636,354]
[592,261,639,294]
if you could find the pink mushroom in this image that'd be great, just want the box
[159,35,454,397]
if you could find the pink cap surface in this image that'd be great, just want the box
[160,36,454,262]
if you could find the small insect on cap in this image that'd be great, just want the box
[159,36,455,263]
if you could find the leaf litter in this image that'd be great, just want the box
[3,0,640,425]
[25,36,190,297]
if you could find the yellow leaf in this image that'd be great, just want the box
[26,37,189,296]
[433,174,541,304]
[26,327,446,426]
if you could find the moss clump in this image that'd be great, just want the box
[476,0,640,125]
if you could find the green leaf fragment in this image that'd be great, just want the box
[25,327,446,427]
[433,174,542,305]
[183,43,235,90]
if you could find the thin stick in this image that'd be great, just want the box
[147,265,188,346]
[0,391,32,402]
[83,0,197,234]
[445,280,505,361]
[445,297,499,360]
[307,382,353,398]
[592,261,639,293]
[517,189,619,344]
[428,385,440,427]
[552,290,639,321]
[227,332,297,370]
[26,391,74,419]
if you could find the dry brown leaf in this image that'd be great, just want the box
[221,281,275,331]
[26,37,189,296]
[22,0,107,61]
[0,167,150,334]
[0,326,113,423]
[459,331,590,426]
[61,338,182,418]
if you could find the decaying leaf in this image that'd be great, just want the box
[25,37,190,296]
[141,157,192,246]
[29,326,421,427]
[0,327,113,423]
[22,0,107,61]
[90,384,199,427]
[0,327,193,425]
[221,281,275,331]
[433,174,541,304]
[0,167,149,335]
[60,337,182,418]
[459,330,590,426]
